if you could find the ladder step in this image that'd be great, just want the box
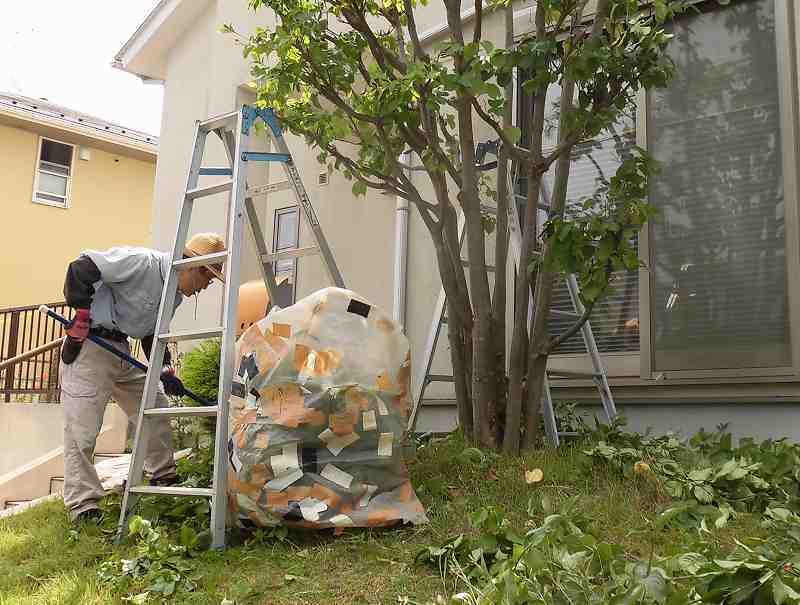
[144,406,219,417]
[186,180,233,200]
[550,309,579,318]
[461,259,496,272]
[173,252,229,271]
[427,374,455,383]
[261,246,319,263]
[129,486,214,497]
[159,328,223,342]
[248,181,290,197]
[199,168,233,177]
[4,500,31,509]
[548,370,602,379]
[514,194,551,213]
[198,111,238,132]
[242,151,291,163]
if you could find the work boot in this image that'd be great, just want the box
[73,508,103,525]
[151,474,180,487]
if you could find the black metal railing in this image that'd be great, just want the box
[0,302,72,402]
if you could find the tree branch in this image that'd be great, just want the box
[471,98,534,161]
[340,9,407,76]
[317,81,382,125]
[402,0,427,62]
[444,0,465,45]
[473,0,483,43]
[546,300,595,352]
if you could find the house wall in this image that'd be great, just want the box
[0,121,155,308]
[153,0,397,346]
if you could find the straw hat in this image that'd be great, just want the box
[185,233,226,282]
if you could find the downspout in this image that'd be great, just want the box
[393,151,411,330]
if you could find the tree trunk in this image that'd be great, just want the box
[503,1,547,455]
[505,166,545,453]
[522,75,577,450]
[428,213,473,439]
[446,301,473,437]
[457,107,496,447]
[492,1,513,446]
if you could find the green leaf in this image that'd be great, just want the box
[180,525,199,551]
[774,577,800,604]
[694,484,714,504]
[502,126,521,144]
[688,468,713,482]
[714,560,743,570]
[351,181,368,197]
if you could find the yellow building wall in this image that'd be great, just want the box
[0,122,156,308]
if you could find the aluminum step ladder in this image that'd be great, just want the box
[408,159,617,447]
[116,105,344,549]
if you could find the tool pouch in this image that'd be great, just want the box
[61,336,84,365]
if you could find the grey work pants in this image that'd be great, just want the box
[60,339,176,520]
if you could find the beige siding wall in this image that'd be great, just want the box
[0,122,155,308]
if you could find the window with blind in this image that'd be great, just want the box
[517,81,640,354]
[648,0,788,370]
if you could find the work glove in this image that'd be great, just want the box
[61,336,84,365]
[61,309,91,365]
[65,309,91,341]
[160,367,187,397]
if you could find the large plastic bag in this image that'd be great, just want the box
[227,287,427,529]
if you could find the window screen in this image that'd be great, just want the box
[648,0,788,370]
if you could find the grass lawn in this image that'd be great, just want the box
[0,435,768,605]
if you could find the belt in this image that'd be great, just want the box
[90,327,129,342]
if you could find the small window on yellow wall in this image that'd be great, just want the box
[33,138,74,208]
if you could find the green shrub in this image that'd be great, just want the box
[179,339,221,404]
[174,339,220,449]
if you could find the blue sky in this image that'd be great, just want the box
[0,1,163,135]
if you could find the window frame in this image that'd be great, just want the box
[637,0,800,381]
[272,205,301,306]
[32,136,75,209]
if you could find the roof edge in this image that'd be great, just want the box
[113,0,179,80]
[113,0,213,81]
[0,93,157,157]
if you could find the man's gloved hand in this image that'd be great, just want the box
[160,367,186,397]
[61,309,91,365]
[66,309,91,341]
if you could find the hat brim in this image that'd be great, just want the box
[204,265,225,283]
[184,248,226,283]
